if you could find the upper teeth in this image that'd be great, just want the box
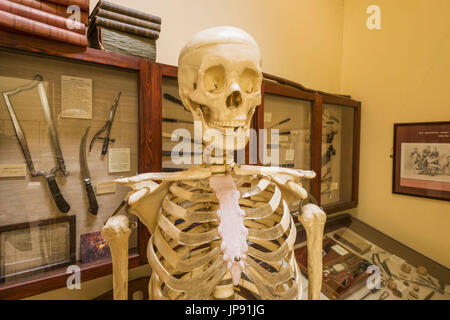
[208,119,246,127]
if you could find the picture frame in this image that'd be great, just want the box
[393,122,450,201]
[80,231,111,264]
[0,216,76,282]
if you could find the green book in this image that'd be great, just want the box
[89,26,156,61]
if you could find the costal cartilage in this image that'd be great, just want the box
[209,175,248,286]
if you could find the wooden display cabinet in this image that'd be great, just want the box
[259,76,361,213]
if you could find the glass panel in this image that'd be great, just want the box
[321,103,355,206]
[161,77,195,172]
[263,93,311,170]
[0,50,139,285]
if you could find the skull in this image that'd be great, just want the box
[178,26,262,152]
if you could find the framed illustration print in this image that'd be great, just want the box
[393,122,450,201]
[0,216,76,282]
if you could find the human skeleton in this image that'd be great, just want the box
[103,26,326,300]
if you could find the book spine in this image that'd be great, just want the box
[0,9,88,46]
[93,16,159,40]
[87,26,104,50]
[97,8,161,32]
[0,0,85,35]
[98,0,161,24]
[42,0,89,12]
[8,0,88,25]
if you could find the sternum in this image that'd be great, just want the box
[209,174,248,286]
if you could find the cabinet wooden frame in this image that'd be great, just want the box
[148,64,361,214]
[0,31,154,299]
[262,81,361,213]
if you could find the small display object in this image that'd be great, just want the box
[393,122,450,201]
[0,216,75,282]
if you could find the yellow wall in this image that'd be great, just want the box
[341,0,450,267]
[94,0,345,93]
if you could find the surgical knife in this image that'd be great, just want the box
[80,127,99,215]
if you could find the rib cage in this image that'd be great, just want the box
[148,175,302,300]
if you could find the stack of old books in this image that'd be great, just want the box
[88,0,161,60]
[0,0,89,47]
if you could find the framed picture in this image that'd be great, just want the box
[80,231,111,264]
[393,122,450,201]
[0,216,75,282]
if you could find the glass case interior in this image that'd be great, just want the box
[0,50,139,284]
[161,76,195,172]
[263,93,312,213]
[321,103,355,207]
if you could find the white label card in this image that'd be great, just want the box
[394,279,408,292]
[332,244,349,256]
[264,113,272,122]
[96,181,116,195]
[333,264,345,272]
[108,148,131,173]
[0,164,26,177]
[285,149,295,161]
[61,75,92,119]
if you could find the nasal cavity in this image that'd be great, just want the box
[226,91,242,109]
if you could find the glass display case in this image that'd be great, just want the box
[320,103,356,207]
[0,31,155,299]
[262,93,311,171]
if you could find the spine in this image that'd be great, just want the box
[93,16,159,40]
[96,0,161,24]
[0,0,85,35]
[0,10,88,47]
[42,0,89,12]
[97,8,161,32]
[8,0,88,25]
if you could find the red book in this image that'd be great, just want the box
[0,9,88,47]
[0,0,85,34]
[8,0,89,25]
[43,0,89,12]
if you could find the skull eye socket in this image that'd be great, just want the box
[240,68,260,93]
[204,65,226,93]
